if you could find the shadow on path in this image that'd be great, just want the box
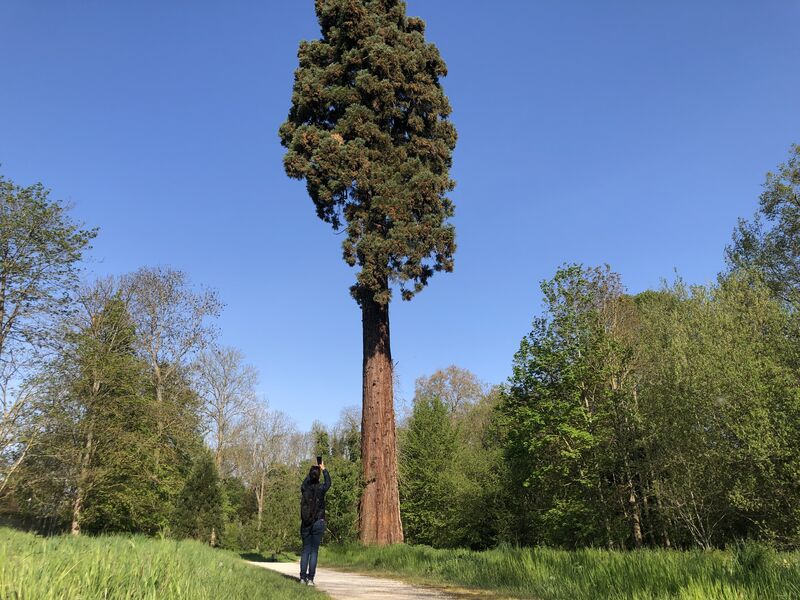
[240,551,296,563]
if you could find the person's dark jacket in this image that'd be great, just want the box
[300,468,331,528]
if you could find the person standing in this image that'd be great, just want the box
[299,460,331,585]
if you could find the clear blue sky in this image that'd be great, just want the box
[2,1,798,431]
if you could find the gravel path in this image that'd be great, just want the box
[247,560,458,600]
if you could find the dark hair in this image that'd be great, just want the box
[309,465,321,484]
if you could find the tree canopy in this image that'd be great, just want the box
[279,0,457,304]
[728,144,800,304]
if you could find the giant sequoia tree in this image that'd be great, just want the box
[280,0,457,544]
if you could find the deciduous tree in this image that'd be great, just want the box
[123,267,220,475]
[193,346,258,472]
[231,404,299,535]
[414,366,486,418]
[728,144,800,304]
[497,265,641,548]
[0,175,95,495]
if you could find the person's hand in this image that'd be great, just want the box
[319,460,326,471]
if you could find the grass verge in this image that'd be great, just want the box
[320,542,800,599]
[0,527,324,599]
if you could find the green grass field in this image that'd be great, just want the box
[0,527,323,599]
[321,542,800,599]
[5,526,800,600]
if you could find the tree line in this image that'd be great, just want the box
[0,174,331,553]
[2,144,799,553]
[399,144,800,551]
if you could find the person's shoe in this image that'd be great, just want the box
[307,580,316,587]
[299,577,307,584]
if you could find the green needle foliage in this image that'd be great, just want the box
[279,0,457,303]
[399,396,457,547]
[68,296,161,534]
[173,451,224,544]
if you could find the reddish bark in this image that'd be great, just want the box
[359,292,403,545]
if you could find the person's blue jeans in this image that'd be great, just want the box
[300,518,325,581]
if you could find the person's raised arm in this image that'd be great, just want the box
[321,461,331,492]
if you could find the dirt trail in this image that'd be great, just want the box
[248,560,458,600]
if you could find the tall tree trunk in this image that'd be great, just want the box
[257,475,265,531]
[596,478,614,549]
[649,467,672,548]
[0,442,29,496]
[70,495,82,536]
[624,460,643,549]
[641,484,653,546]
[215,426,224,470]
[0,237,9,361]
[656,489,672,548]
[0,270,6,359]
[628,483,643,549]
[153,370,163,471]
[71,425,94,536]
[358,290,403,545]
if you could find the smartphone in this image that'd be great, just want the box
[316,456,322,465]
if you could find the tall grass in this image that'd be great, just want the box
[0,527,322,599]
[321,542,800,599]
